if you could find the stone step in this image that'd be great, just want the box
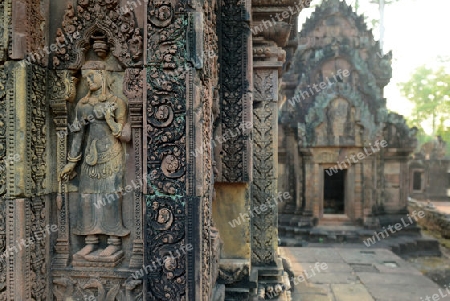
[279,238,305,247]
[279,225,441,258]
[318,216,354,226]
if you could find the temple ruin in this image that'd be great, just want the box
[278,0,418,235]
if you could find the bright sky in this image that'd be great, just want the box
[298,0,450,121]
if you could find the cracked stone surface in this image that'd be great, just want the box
[281,247,450,301]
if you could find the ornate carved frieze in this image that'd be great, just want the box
[218,0,252,182]
[10,0,45,62]
[52,273,143,301]
[52,0,143,69]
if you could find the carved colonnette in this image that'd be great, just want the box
[0,65,7,300]
[123,68,145,269]
[0,0,11,62]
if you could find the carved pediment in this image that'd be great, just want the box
[52,0,143,70]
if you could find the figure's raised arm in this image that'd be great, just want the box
[105,95,130,142]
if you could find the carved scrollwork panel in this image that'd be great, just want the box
[146,0,188,299]
[145,196,186,300]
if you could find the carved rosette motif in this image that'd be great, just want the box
[53,0,143,69]
[146,0,188,299]
[218,0,251,182]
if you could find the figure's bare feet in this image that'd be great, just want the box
[75,244,96,256]
[99,245,120,257]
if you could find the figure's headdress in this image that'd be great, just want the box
[81,61,109,102]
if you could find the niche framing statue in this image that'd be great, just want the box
[60,61,131,267]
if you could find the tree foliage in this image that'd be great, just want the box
[398,64,450,137]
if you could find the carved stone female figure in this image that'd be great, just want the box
[60,63,130,261]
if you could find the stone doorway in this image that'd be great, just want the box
[323,169,346,214]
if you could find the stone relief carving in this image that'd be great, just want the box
[30,65,48,195]
[48,69,78,268]
[0,66,6,197]
[123,68,145,269]
[53,275,143,301]
[0,201,6,300]
[218,0,251,182]
[254,70,274,102]
[0,0,11,62]
[146,0,188,298]
[53,0,143,69]
[30,197,49,301]
[60,62,130,266]
[199,0,221,297]
[8,0,45,62]
[252,100,276,264]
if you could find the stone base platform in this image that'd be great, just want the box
[278,214,441,258]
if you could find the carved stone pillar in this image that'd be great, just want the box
[145,0,219,299]
[1,60,52,301]
[123,68,145,269]
[252,64,282,266]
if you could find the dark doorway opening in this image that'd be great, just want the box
[323,169,346,214]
